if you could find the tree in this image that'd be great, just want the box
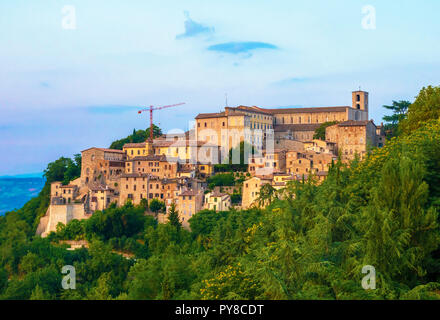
[30,285,51,300]
[214,141,255,172]
[149,199,166,215]
[62,154,82,184]
[206,173,235,190]
[400,85,440,135]
[313,121,339,140]
[256,183,277,208]
[382,100,410,137]
[140,198,148,210]
[109,126,162,150]
[167,202,181,229]
[359,157,439,284]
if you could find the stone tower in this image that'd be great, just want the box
[352,90,369,113]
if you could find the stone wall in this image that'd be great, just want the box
[39,203,90,237]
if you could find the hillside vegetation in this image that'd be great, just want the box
[0,86,439,300]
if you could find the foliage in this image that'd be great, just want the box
[109,126,162,150]
[381,100,411,138]
[214,141,256,172]
[167,202,181,229]
[400,85,440,135]
[206,173,235,190]
[149,199,166,214]
[313,121,339,140]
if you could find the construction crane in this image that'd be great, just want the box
[138,103,185,141]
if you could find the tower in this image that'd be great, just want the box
[352,90,369,112]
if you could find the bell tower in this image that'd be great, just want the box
[352,90,369,119]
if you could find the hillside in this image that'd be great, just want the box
[0,85,439,300]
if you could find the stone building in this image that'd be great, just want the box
[80,148,126,186]
[88,183,118,211]
[325,120,382,160]
[248,149,287,176]
[304,140,337,154]
[195,91,370,146]
[274,123,321,142]
[123,139,219,166]
[286,156,313,176]
[125,155,179,178]
[204,191,231,211]
[195,106,274,153]
[242,176,273,209]
[50,182,80,205]
[176,190,204,229]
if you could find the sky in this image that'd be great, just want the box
[0,0,439,175]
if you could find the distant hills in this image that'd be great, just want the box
[0,172,44,179]
[0,176,45,215]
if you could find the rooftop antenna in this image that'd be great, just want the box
[225,93,229,108]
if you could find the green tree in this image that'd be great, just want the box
[167,202,181,229]
[359,156,439,285]
[149,199,166,215]
[400,85,440,135]
[313,121,339,140]
[256,183,277,207]
[30,285,51,300]
[382,100,410,137]
[109,126,162,150]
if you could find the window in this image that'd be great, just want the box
[356,94,360,102]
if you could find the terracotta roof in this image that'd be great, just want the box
[59,184,77,188]
[234,106,272,115]
[254,174,274,181]
[89,183,114,192]
[274,123,322,132]
[195,112,226,119]
[209,191,229,197]
[121,172,154,179]
[179,190,199,196]
[81,147,125,154]
[153,140,218,148]
[261,106,350,114]
[123,142,147,148]
[130,155,168,162]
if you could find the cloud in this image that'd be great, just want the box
[207,41,278,55]
[176,11,215,39]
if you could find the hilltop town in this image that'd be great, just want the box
[37,90,386,236]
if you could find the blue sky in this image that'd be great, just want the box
[0,0,439,175]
